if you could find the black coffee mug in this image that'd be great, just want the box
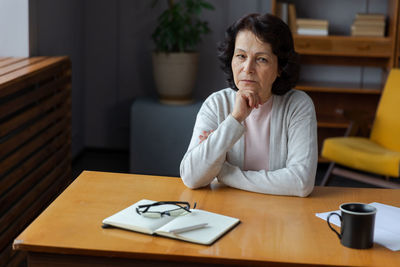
[327,203,377,249]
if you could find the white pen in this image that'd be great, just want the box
[168,223,208,234]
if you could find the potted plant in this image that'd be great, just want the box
[151,0,214,104]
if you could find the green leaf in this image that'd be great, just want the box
[200,1,214,10]
[151,0,214,52]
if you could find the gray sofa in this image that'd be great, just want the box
[130,98,203,177]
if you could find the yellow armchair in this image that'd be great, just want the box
[321,69,400,188]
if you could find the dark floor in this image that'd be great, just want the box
[71,148,392,188]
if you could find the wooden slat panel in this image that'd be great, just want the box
[0,57,47,76]
[0,72,71,121]
[0,244,16,267]
[6,251,26,267]
[0,57,11,62]
[0,131,68,196]
[0,158,71,252]
[0,245,26,267]
[0,115,70,173]
[0,143,69,218]
[0,57,70,96]
[0,169,70,266]
[0,99,70,158]
[0,58,25,68]
[0,83,70,137]
[0,56,71,267]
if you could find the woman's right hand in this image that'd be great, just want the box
[231,89,261,123]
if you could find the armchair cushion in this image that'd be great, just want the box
[322,136,400,177]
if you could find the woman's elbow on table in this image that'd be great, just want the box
[295,179,315,197]
[180,162,216,189]
[181,174,200,189]
[297,185,314,197]
[180,162,202,189]
[180,174,209,189]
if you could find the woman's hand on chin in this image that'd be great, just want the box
[231,89,261,123]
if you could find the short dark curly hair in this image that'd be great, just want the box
[218,13,299,95]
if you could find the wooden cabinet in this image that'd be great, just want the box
[272,0,400,161]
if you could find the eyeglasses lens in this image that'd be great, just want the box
[140,203,190,218]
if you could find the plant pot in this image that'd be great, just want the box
[152,52,198,104]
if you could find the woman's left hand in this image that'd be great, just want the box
[199,130,214,143]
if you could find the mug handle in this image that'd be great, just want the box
[327,212,342,240]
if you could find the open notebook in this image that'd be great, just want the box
[102,199,240,245]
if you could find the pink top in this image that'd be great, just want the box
[244,96,273,171]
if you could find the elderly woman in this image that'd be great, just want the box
[180,13,317,197]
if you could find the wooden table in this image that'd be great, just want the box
[14,171,400,267]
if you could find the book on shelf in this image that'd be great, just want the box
[355,13,386,21]
[351,26,385,37]
[296,18,329,27]
[351,13,386,37]
[297,24,328,30]
[297,28,328,36]
[353,19,386,27]
[296,18,329,36]
[102,199,240,245]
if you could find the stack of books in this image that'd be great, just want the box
[351,13,386,37]
[296,18,329,36]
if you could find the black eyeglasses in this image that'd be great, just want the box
[136,201,197,218]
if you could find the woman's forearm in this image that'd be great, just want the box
[218,162,316,197]
[180,115,244,188]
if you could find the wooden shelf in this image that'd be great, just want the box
[317,121,349,129]
[295,35,390,42]
[316,114,349,128]
[294,35,392,58]
[296,81,382,94]
[272,0,399,162]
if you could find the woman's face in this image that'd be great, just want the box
[231,30,279,103]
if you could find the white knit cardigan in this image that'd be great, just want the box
[180,88,318,197]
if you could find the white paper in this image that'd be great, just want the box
[156,209,240,245]
[316,202,400,251]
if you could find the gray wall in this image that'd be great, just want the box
[30,0,272,156]
[0,0,29,57]
[29,0,386,157]
[30,0,85,157]
[81,0,272,151]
